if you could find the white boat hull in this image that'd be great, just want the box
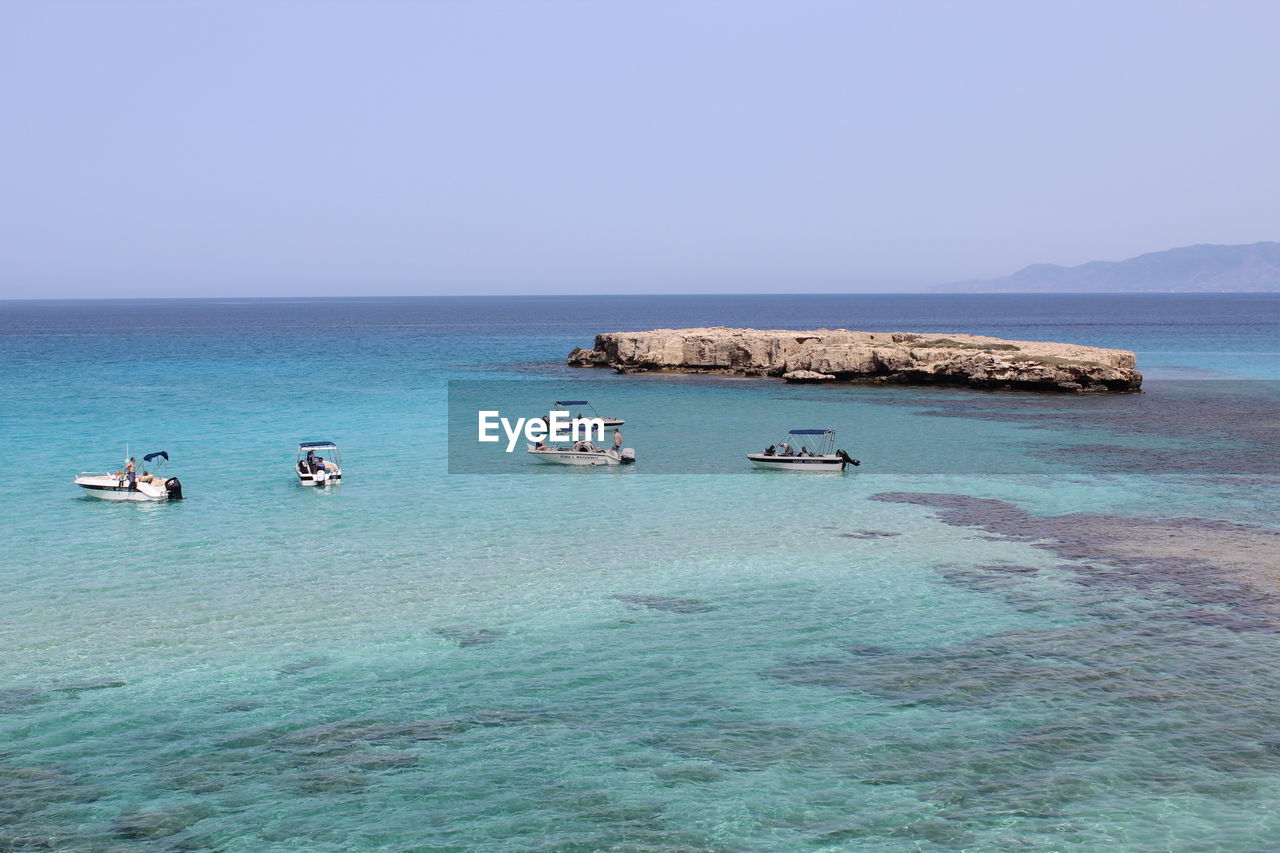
[74,475,169,501]
[528,445,629,466]
[747,454,848,471]
[297,470,342,486]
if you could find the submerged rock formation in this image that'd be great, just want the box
[568,328,1141,392]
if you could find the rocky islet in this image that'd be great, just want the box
[569,327,1142,392]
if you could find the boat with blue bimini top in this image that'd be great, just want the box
[747,430,860,472]
[553,401,624,427]
[75,450,184,500]
[296,441,342,486]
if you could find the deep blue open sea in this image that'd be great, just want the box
[2,293,1278,851]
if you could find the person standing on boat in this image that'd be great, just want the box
[612,429,623,453]
[125,457,137,489]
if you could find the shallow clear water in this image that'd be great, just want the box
[1,294,1278,851]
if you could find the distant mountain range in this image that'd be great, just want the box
[941,242,1280,292]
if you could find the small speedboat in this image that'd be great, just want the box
[554,400,624,427]
[75,450,183,500]
[747,430,859,472]
[527,441,635,466]
[297,441,342,486]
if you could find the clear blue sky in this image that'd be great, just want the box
[3,0,1278,297]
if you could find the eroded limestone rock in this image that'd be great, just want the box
[568,328,1141,392]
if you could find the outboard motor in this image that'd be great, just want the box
[619,448,637,464]
[835,449,860,470]
[164,477,184,500]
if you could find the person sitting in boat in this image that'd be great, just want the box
[763,444,776,456]
[315,456,332,473]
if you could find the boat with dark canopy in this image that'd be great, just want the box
[553,400,624,427]
[75,449,184,500]
[747,430,859,471]
[296,441,343,486]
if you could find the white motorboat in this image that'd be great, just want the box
[554,400,624,427]
[527,441,635,466]
[747,430,859,472]
[297,442,343,486]
[75,450,183,501]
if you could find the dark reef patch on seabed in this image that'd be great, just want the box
[0,762,108,851]
[446,488,1280,846]
[614,595,715,613]
[859,379,1280,475]
[112,803,212,840]
[736,487,1280,835]
[0,687,50,714]
[870,492,1280,632]
[0,680,128,716]
[275,655,332,675]
[757,614,1280,840]
[51,678,126,694]
[434,626,505,647]
[1032,442,1277,477]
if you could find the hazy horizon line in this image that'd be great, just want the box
[3,290,1277,303]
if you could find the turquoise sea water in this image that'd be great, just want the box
[2,294,1278,851]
